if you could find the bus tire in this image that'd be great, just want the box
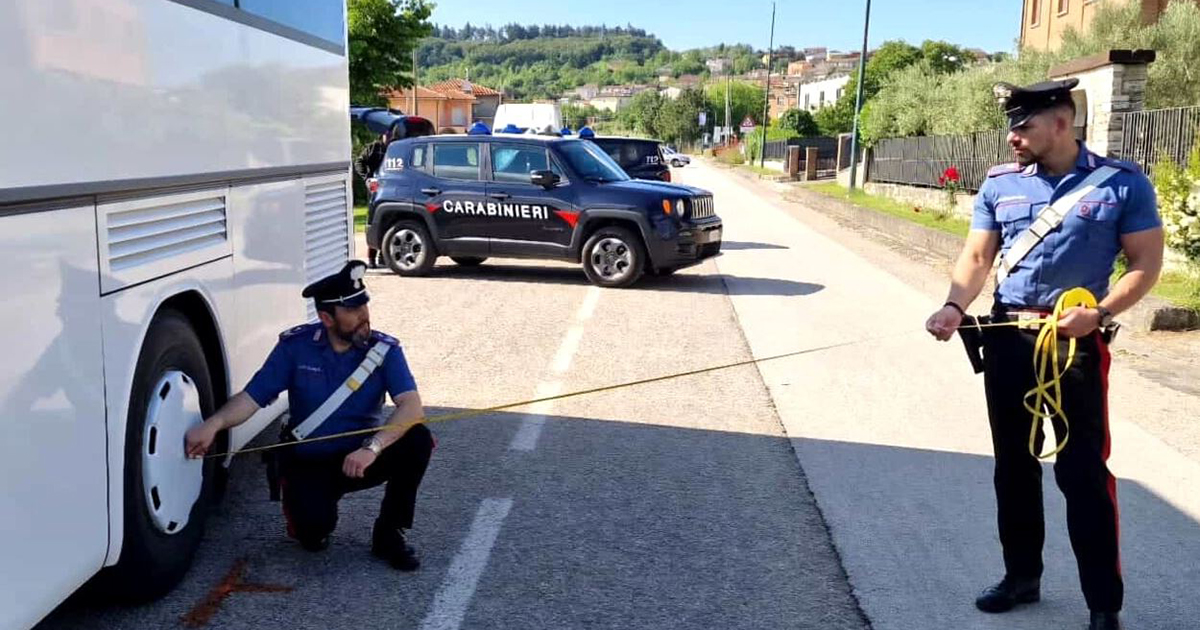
[382,220,437,276]
[97,310,217,603]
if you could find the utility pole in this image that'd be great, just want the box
[847,0,872,191]
[411,48,418,115]
[724,65,731,148]
[759,1,776,168]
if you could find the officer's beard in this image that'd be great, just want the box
[331,321,372,349]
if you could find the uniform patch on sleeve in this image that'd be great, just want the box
[987,163,1022,178]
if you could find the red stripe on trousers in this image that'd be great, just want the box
[1097,333,1121,576]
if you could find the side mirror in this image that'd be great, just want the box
[530,170,561,188]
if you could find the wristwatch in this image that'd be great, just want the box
[1095,306,1115,328]
[362,436,383,456]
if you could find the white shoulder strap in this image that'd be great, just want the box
[997,165,1120,284]
[290,340,391,441]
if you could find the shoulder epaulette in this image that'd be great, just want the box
[987,163,1022,178]
[280,322,321,340]
[371,330,400,346]
[1098,156,1142,174]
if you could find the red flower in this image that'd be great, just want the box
[938,175,946,186]
[943,166,961,182]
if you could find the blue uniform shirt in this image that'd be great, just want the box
[244,323,418,458]
[972,141,1161,308]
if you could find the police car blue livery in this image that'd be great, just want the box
[364,131,723,288]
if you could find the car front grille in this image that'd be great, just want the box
[690,195,715,219]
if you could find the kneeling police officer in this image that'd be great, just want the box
[185,260,433,570]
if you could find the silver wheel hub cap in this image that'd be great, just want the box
[591,237,632,280]
[389,229,426,270]
[142,371,204,535]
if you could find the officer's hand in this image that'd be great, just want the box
[185,422,218,459]
[1055,307,1101,339]
[343,449,377,479]
[925,306,963,342]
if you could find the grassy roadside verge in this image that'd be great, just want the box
[354,205,366,232]
[805,182,1200,312]
[806,182,971,237]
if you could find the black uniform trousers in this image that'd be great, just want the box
[279,424,434,542]
[982,322,1122,612]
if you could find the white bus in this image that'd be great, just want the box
[1,2,354,627]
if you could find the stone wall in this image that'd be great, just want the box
[1049,50,1155,158]
[863,182,975,219]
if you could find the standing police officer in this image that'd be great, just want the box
[185,260,434,571]
[925,79,1164,630]
[355,133,390,269]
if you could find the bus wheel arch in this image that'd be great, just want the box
[95,303,222,602]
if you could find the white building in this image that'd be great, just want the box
[799,74,850,111]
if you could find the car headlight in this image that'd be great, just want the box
[675,199,686,218]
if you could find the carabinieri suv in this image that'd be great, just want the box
[364,132,723,288]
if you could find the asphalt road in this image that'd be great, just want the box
[685,160,1200,630]
[36,173,868,629]
[36,159,1200,630]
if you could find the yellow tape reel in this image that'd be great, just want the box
[1023,287,1098,460]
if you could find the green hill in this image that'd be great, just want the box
[416,24,765,101]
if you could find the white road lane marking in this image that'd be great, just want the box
[509,286,601,451]
[419,498,514,630]
[508,381,562,451]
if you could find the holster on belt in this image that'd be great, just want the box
[957,315,987,375]
[263,423,294,502]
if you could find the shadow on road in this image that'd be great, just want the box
[378,263,826,297]
[37,409,1200,630]
[717,240,789,251]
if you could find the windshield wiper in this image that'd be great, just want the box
[584,176,612,183]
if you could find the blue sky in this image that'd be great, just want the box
[426,0,1025,54]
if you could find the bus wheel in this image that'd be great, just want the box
[382,220,437,276]
[98,310,216,602]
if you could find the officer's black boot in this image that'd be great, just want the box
[1088,611,1122,630]
[975,576,1040,613]
[372,519,419,571]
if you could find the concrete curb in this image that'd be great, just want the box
[716,161,1196,332]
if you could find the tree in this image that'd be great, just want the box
[620,90,665,137]
[704,81,765,137]
[655,88,709,146]
[779,108,819,137]
[348,0,434,105]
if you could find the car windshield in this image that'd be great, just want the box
[556,140,630,183]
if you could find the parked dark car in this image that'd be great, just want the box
[586,136,672,182]
[365,132,722,288]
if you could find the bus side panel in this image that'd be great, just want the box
[99,259,236,566]
[0,205,108,630]
[2,0,350,192]
[225,178,311,453]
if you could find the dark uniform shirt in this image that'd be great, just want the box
[972,141,1161,308]
[244,323,417,458]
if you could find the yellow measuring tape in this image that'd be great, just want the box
[1021,287,1099,460]
[207,334,910,460]
[209,290,1101,462]
[961,287,1099,459]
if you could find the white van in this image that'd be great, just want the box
[492,103,563,133]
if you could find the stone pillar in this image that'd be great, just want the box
[805,147,818,181]
[787,146,801,179]
[1049,50,1155,158]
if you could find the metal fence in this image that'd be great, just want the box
[763,140,789,160]
[1118,106,1200,178]
[761,136,840,162]
[868,130,1010,192]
